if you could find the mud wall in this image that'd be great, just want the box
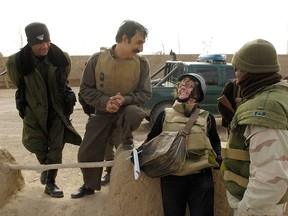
[1,54,288,88]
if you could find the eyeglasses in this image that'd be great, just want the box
[178,83,194,89]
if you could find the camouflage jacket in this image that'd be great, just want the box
[221,82,288,215]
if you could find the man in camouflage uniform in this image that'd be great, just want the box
[221,39,288,215]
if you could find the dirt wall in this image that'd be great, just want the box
[1,54,288,88]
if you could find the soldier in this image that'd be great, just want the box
[221,39,288,215]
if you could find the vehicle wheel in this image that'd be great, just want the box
[150,101,174,126]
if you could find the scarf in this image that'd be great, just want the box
[15,43,69,90]
[237,72,282,99]
[16,43,68,76]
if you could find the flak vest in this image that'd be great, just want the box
[163,102,214,175]
[221,81,288,204]
[95,50,140,96]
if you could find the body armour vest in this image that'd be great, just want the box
[95,50,140,96]
[163,102,209,139]
[221,81,288,203]
[163,102,210,155]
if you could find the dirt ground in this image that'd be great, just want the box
[0,87,229,216]
[0,87,165,216]
[0,87,156,215]
[1,87,285,216]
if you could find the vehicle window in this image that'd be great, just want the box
[195,67,218,85]
[167,64,186,84]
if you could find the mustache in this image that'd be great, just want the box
[132,49,141,53]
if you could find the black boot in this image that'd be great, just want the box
[101,167,111,185]
[44,169,64,198]
[40,171,47,185]
[71,184,95,199]
[37,157,47,185]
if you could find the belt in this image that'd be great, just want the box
[194,168,212,175]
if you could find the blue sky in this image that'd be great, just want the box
[1,0,288,56]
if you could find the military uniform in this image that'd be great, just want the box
[221,39,288,215]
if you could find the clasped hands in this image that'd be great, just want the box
[105,93,125,113]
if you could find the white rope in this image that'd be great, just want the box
[0,161,114,173]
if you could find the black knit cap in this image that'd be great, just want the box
[25,22,50,46]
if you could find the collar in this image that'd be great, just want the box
[32,54,49,67]
[172,100,197,114]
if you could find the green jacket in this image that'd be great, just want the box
[6,48,81,153]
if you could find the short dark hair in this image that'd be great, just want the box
[115,20,148,43]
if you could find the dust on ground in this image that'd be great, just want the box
[0,87,235,216]
[0,87,161,216]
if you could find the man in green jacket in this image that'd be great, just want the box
[6,22,82,198]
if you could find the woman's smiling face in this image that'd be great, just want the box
[177,78,195,100]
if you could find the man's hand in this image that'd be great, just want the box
[110,93,125,107]
[105,99,119,113]
[105,93,125,113]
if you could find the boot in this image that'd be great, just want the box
[71,184,95,199]
[122,143,134,150]
[37,157,47,185]
[44,169,64,198]
[101,167,111,185]
[40,171,47,185]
